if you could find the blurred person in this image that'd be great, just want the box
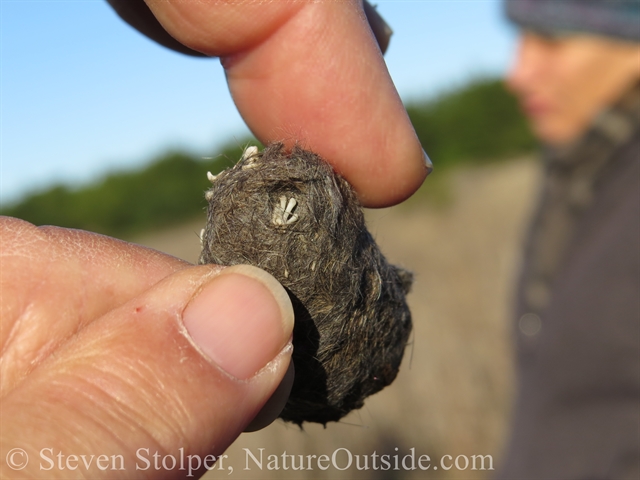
[0,1,429,478]
[498,0,640,478]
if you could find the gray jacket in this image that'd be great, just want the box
[498,85,640,479]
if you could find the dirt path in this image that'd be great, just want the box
[134,158,542,479]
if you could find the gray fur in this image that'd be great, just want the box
[199,143,412,424]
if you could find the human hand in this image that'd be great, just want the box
[109,0,430,208]
[0,217,294,479]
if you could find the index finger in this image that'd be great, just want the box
[111,0,430,207]
[0,217,189,397]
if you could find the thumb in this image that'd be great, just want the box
[0,264,293,479]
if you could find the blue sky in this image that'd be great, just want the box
[1,0,517,205]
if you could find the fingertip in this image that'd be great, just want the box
[183,265,294,380]
[423,148,434,176]
[244,359,295,432]
[349,139,430,208]
[222,264,295,335]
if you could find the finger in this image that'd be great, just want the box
[0,264,294,479]
[143,0,430,207]
[0,217,188,397]
[244,359,294,432]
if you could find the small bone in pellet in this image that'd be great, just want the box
[199,143,413,425]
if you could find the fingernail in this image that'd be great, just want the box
[423,148,434,176]
[183,265,294,380]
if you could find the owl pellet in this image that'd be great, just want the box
[199,143,412,425]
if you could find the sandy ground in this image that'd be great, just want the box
[134,157,542,479]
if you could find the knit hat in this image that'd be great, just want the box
[506,0,640,42]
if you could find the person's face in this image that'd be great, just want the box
[507,31,640,146]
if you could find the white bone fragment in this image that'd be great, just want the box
[284,198,298,224]
[242,145,259,160]
[271,196,299,225]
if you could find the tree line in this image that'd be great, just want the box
[1,78,536,239]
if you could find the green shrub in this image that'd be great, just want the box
[407,77,535,168]
[2,78,536,237]
[2,141,254,238]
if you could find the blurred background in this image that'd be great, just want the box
[2,1,543,478]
